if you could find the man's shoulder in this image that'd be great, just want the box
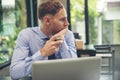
[19,26,39,34]
[64,30,74,38]
[16,27,40,41]
[17,27,39,39]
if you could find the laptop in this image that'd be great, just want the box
[32,57,101,80]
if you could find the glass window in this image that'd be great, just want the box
[70,0,85,42]
[70,0,120,45]
[99,0,120,44]
[70,0,120,80]
[0,0,27,64]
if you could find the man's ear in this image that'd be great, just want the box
[43,15,51,24]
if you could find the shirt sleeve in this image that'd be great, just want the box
[59,30,78,58]
[10,30,44,79]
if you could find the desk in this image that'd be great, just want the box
[0,61,10,70]
[0,76,11,80]
[77,49,96,57]
[0,50,10,70]
[0,76,32,80]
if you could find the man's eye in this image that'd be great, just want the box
[60,18,66,22]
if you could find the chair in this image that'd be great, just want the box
[94,45,115,80]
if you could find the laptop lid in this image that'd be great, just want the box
[32,57,101,80]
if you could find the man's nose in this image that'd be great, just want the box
[64,19,69,26]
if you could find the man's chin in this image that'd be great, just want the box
[57,28,65,33]
[53,30,61,34]
[53,28,68,35]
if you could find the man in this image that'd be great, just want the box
[10,0,77,79]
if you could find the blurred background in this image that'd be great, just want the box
[0,0,120,80]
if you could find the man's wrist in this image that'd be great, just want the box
[40,48,46,57]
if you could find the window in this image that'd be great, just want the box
[70,0,120,45]
[0,0,27,64]
[70,0,85,42]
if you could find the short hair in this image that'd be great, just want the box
[38,0,64,20]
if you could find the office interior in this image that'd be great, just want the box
[0,0,120,80]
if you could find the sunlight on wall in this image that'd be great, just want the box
[2,0,15,8]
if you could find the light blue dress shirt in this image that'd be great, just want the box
[10,26,77,79]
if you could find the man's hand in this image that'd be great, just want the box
[40,28,68,57]
[56,28,68,37]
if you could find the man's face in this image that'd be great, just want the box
[50,8,69,34]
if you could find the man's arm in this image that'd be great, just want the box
[10,30,44,79]
[59,30,78,58]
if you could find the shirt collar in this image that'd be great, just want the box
[32,26,49,39]
[39,27,49,39]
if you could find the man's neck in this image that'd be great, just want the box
[41,25,52,37]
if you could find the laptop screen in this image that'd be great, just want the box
[32,57,101,80]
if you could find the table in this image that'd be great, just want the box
[0,76,32,80]
[0,61,10,70]
[77,49,96,57]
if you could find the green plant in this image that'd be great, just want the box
[15,0,27,28]
[0,0,26,63]
[117,21,120,35]
[0,1,3,34]
[89,11,97,44]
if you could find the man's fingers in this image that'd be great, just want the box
[50,35,63,41]
[54,40,63,44]
[58,28,68,35]
[50,28,67,41]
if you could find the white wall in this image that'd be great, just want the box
[105,7,120,20]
